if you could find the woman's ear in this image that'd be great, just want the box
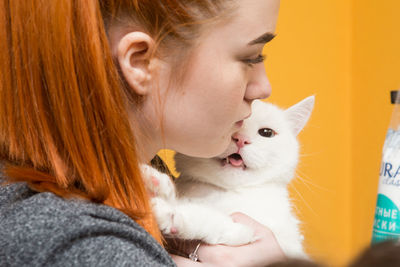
[117,32,155,96]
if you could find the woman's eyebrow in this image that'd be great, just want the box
[248,32,276,45]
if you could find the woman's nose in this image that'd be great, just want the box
[232,133,251,149]
[244,65,272,101]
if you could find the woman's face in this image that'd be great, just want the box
[149,0,280,158]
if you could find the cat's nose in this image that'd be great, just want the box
[232,133,251,148]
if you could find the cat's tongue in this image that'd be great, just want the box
[228,154,244,167]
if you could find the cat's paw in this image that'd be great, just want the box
[140,164,176,200]
[206,222,257,246]
[151,197,183,237]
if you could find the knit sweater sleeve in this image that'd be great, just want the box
[0,182,176,267]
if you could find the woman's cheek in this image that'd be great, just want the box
[233,66,249,96]
[230,77,248,105]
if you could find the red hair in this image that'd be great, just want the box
[0,0,231,245]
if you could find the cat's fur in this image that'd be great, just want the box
[141,96,314,258]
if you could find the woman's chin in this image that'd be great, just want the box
[185,145,229,159]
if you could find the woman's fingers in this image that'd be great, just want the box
[194,243,240,265]
[193,212,286,266]
[171,254,203,266]
[230,212,287,262]
[230,212,281,243]
[230,212,270,239]
[166,238,202,256]
[170,212,286,267]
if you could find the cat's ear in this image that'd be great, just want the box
[285,96,315,136]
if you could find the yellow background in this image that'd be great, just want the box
[159,1,400,266]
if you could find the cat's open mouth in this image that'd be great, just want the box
[221,153,247,169]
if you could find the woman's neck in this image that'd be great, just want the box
[129,113,163,164]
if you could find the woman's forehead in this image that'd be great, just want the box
[205,0,280,48]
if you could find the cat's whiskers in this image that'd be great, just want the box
[295,169,332,193]
[292,170,321,194]
[289,183,319,217]
[293,175,315,194]
[290,199,301,214]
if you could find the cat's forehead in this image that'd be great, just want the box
[242,100,287,133]
[250,100,284,120]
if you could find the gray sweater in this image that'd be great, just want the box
[0,177,176,266]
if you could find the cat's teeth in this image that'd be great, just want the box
[226,157,229,164]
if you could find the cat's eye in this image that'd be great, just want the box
[258,128,276,138]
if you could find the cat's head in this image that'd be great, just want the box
[174,96,315,189]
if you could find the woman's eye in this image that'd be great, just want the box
[258,128,276,138]
[242,54,266,67]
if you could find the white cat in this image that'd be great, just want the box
[141,96,314,258]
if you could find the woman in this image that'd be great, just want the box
[0,0,285,266]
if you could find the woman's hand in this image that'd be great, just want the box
[169,212,286,267]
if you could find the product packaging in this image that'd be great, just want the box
[372,90,400,243]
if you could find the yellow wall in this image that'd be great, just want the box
[351,0,400,261]
[265,1,352,265]
[159,1,400,266]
